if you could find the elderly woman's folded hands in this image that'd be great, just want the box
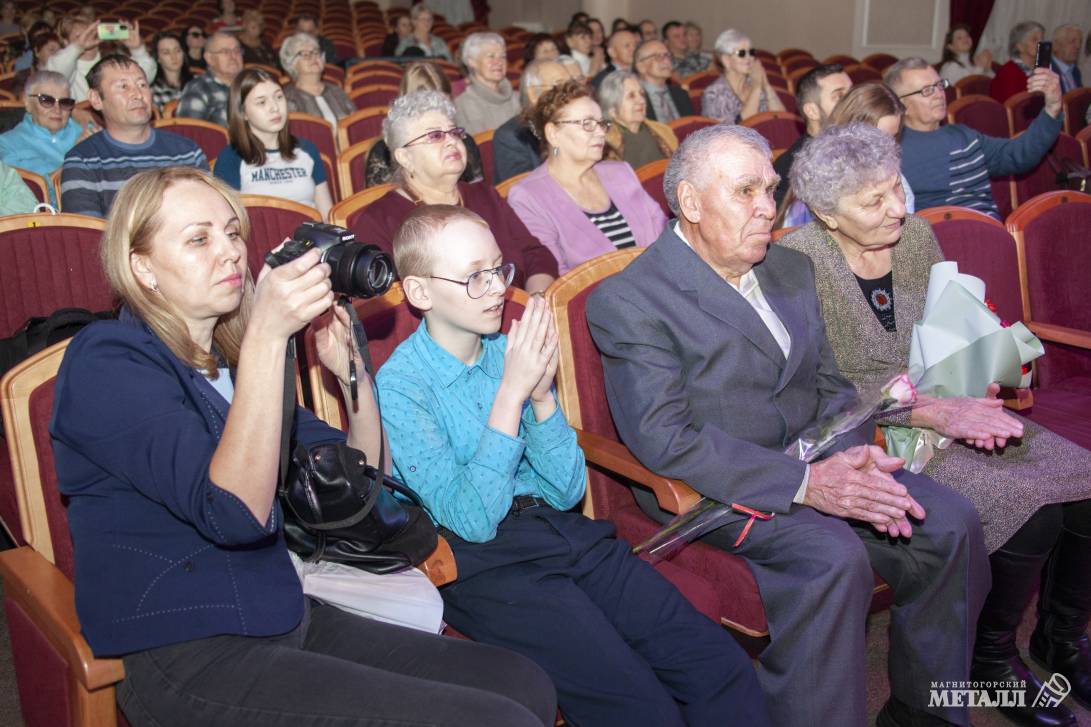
[912,383,1025,450]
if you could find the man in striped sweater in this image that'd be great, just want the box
[61,55,208,218]
[886,57,1062,219]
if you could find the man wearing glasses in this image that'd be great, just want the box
[177,31,243,127]
[885,57,1062,219]
[633,38,694,122]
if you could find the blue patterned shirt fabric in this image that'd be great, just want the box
[376,320,586,544]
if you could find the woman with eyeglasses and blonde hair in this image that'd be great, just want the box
[352,89,557,294]
[507,79,667,274]
[702,28,784,123]
[280,31,355,124]
[215,68,333,220]
[49,165,558,727]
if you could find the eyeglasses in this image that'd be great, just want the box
[898,78,949,99]
[33,93,76,110]
[401,126,465,147]
[188,30,205,37]
[637,51,671,63]
[207,47,243,56]
[732,48,757,58]
[554,117,612,132]
[429,262,516,299]
[295,49,321,59]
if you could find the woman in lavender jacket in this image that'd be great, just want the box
[507,79,667,275]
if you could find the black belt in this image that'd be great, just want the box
[510,495,546,513]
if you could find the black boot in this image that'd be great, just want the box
[971,547,1077,726]
[1030,528,1091,710]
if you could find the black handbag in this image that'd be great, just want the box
[277,300,438,574]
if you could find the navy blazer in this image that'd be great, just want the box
[643,83,695,122]
[51,310,344,656]
[586,227,871,517]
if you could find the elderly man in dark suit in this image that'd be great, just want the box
[585,124,991,727]
[633,38,694,121]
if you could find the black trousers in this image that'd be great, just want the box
[440,505,771,727]
[117,600,557,727]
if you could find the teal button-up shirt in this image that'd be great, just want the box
[377,320,586,543]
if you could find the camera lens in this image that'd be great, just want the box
[325,243,394,298]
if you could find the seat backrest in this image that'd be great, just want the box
[239,195,322,279]
[954,74,992,98]
[320,152,339,202]
[153,117,229,162]
[742,111,805,148]
[635,158,670,217]
[337,137,380,198]
[1006,190,1091,328]
[1005,91,1044,136]
[472,129,495,186]
[1010,132,1084,209]
[684,71,718,91]
[337,106,388,151]
[1079,125,1091,167]
[1062,87,1091,136]
[14,167,48,204]
[350,84,399,111]
[862,53,898,72]
[1,340,75,577]
[0,215,113,338]
[917,206,1023,325]
[549,247,644,518]
[948,94,1008,138]
[844,64,881,84]
[782,56,817,74]
[304,284,529,430]
[667,115,717,144]
[495,171,529,199]
[329,183,398,229]
[288,112,337,167]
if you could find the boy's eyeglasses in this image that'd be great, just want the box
[898,78,950,99]
[732,48,757,57]
[34,93,76,110]
[429,263,516,299]
[402,127,466,148]
[554,117,612,133]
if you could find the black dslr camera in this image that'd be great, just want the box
[265,222,395,299]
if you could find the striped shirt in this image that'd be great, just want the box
[584,202,636,249]
[61,129,209,218]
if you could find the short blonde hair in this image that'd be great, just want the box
[101,167,255,377]
[393,204,488,279]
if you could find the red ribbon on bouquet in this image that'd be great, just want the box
[731,503,776,547]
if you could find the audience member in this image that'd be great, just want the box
[591,27,637,88]
[991,20,1045,103]
[568,11,590,27]
[178,30,243,126]
[1082,30,1091,92]
[74,4,94,24]
[354,90,557,294]
[556,54,584,82]
[522,34,559,64]
[684,22,710,64]
[1051,24,1084,94]
[281,32,354,124]
[493,58,571,183]
[382,14,412,57]
[215,69,332,220]
[183,25,206,69]
[702,28,785,124]
[46,15,155,102]
[563,22,602,77]
[598,70,678,169]
[0,70,89,205]
[773,63,850,208]
[0,0,19,35]
[887,57,1062,218]
[610,18,631,34]
[783,121,1091,727]
[0,159,38,215]
[665,20,708,76]
[585,123,990,727]
[633,38,693,121]
[208,0,240,33]
[62,55,207,217]
[237,10,278,69]
[9,19,52,78]
[395,5,450,60]
[295,13,339,67]
[9,27,62,96]
[378,204,770,727]
[938,23,994,85]
[587,17,606,50]
[51,165,557,727]
[365,62,485,187]
[455,32,521,135]
[637,19,657,41]
[150,31,193,113]
[508,79,667,273]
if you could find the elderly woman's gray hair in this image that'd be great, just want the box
[790,122,901,215]
[664,124,770,215]
[278,32,323,78]
[1008,20,1045,57]
[596,70,639,116]
[882,56,931,92]
[382,89,458,150]
[23,69,69,96]
[713,29,750,57]
[409,3,432,20]
[461,31,505,66]
[520,57,550,107]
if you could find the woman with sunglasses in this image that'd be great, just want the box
[0,69,91,205]
[507,79,667,274]
[352,89,557,294]
[150,31,194,113]
[702,28,784,124]
[183,25,206,69]
[214,68,332,220]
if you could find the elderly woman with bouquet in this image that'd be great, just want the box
[780,122,1091,727]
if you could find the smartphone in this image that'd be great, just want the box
[97,22,130,41]
[1034,41,1052,69]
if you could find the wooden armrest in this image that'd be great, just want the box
[1000,387,1034,411]
[575,429,702,514]
[0,547,124,690]
[1028,322,1091,350]
[419,536,456,586]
